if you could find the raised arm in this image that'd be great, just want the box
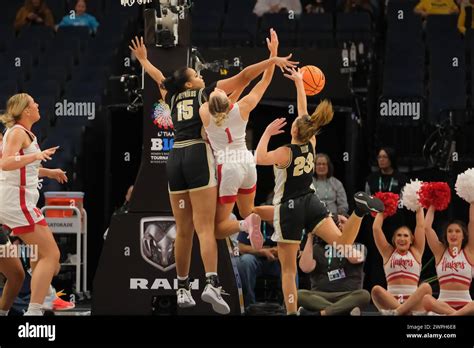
[216,29,298,95]
[299,233,316,273]
[468,202,474,251]
[411,208,426,258]
[372,212,393,261]
[424,205,445,260]
[255,118,290,166]
[283,67,308,117]
[238,29,279,114]
[129,36,168,100]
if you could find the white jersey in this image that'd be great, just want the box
[384,249,421,284]
[436,249,473,288]
[0,125,41,189]
[205,103,251,164]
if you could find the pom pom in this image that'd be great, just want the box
[371,192,400,218]
[455,168,474,204]
[401,179,423,212]
[419,182,451,211]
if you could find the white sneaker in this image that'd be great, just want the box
[380,309,398,316]
[350,307,361,316]
[24,309,44,316]
[427,311,446,316]
[201,284,230,315]
[176,288,196,308]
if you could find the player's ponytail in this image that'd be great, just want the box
[0,93,30,128]
[162,67,189,97]
[209,94,230,127]
[296,99,334,143]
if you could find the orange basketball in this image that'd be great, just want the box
[301,65,325,96]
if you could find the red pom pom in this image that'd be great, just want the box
[371,192,400,218]
[419,182,451,211]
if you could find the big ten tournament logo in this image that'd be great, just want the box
[140,217,177,272]
[150,100,174,164]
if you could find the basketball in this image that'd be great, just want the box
[301,65,325,96]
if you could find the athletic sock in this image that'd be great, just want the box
[205,273,220,287]
[24,303,43,316]
[0,309,9,316]
[177,275,190,290]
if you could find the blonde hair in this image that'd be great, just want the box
[296,99,334,143]
[0,93,30,128]
[208,94,230,127]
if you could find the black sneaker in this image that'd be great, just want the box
[354,192,384,215]
[297,306,320,316]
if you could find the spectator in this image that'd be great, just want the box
[253,0,303,17]
[312,153,349,221]
[236,220,281,308]
[14,0,55,32]
[343,0,374,17]
[457,0,474,34]
[302,0,326,13]
[57,0,99,34]
[414,0,459,16]
[365,147,407,196]
[297,220,370,316]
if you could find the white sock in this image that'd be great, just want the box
[0,309,9,316]
[177,275,188,281]
[239,220,248,232]
[205,272,217,278]
[24,303,43,316]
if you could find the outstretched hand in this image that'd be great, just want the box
[129,36,147,61]
[264,118,287,137]
[273,54,299,73]
[266,28,279,57]
[283,67,304,82]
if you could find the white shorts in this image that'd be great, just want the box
[438,289,472,309]
[0,185,46,236]
[217,161,257,204]
[387,284,418,304]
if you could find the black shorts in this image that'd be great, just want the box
[166,140,217,194]
[273,193,330,243]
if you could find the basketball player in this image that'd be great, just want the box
[255,67,384,314]
[422,203,474,315]
[0,93,66,316]
[129,33,297,314]
[200,29,286,249]
[371,208,432,315]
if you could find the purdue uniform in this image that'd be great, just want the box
[272,142,329,243]
[166,83,217,193]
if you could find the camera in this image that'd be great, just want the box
[118,75,143,113]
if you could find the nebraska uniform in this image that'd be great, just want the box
[0,125,46,235]
[435,248,473,309]
[384,250,421,303]
[205,103,257,204]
